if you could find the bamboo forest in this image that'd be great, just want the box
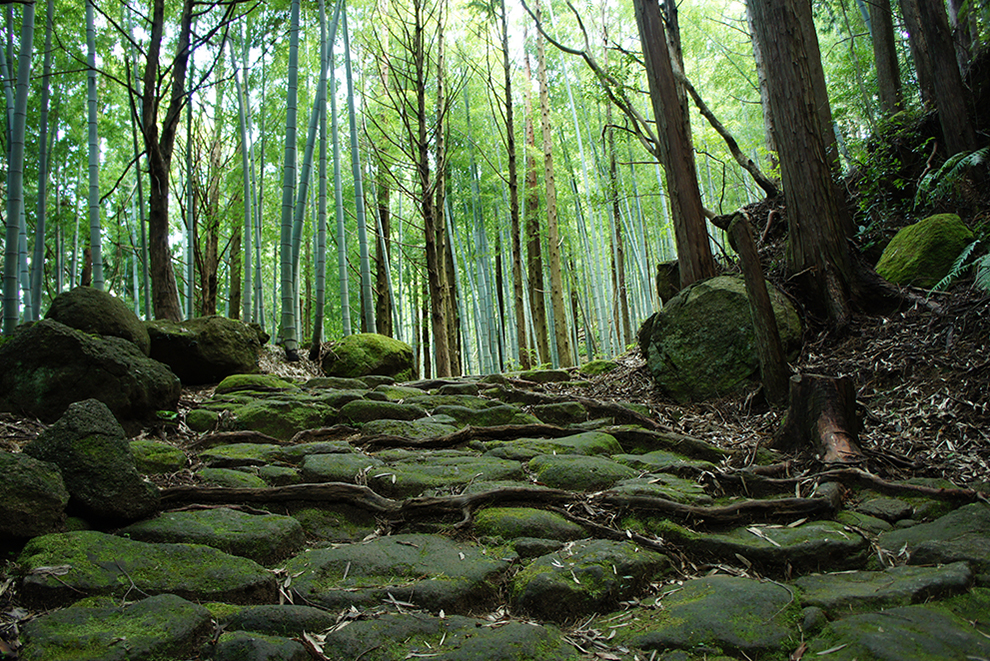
[0,0,987,379]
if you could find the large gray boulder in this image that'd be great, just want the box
[643,275,802,402]
[46,286,151,355]
[146,316,268,385]
[0,450,69,538]
[24,399,160,523]
[0,319,181,426]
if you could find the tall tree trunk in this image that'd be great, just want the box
[607,109,631,346]
[375,166,393,337]
[523,45,550,365]
[279,0,302,360]
[30,0,54,320]
[632,0,715,289]
[900,0,977,155]
[898,0,938,107]
[86,0,103,291]
[500,0,530,370]
[142,0,194,322]
[869,0,903,116]
[330,34,352,336]
[230,37,251,321]
[748,0,859,326]
[534,0,573,368]
[311,0,331,360]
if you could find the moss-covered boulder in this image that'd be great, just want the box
[231,398,337,440]
[360,418,458,439]
[45,286,151,355]
[283,533,508,613]
[339,398,427,423]
[511,539,670,621]
[129,439,186,474]
[146,316,268,385]
[301,452,383,482]
[368,451,524,498]
[118,507,306,565]
[18,530,278,608]
[877,502,990,578]
[875,213,975,288]
[0,450,69,538]
[19,594,212,661]
[0,319,181,428]
[532,402,588,425]
[644,275,802,402]
[215,373,299,394]
[578,359,620,377]
[481,431,622,460]
[432,403,539,427]
[321,333,416,381]
[224,604,337,637]
[24,399,159,523]
[214,631,310,661]
[197,467,268,488]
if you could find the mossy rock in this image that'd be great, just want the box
[875,213,975,289]
[129,439,186,474]
[214,631,310,661]
[45,286,151,356]
[608,475,714,506]
[231,398,336,440]
[0,450,69,538]
[225,604,337,637]
[339,399,427,423]
[403,394,502,411]
[257,465,303,486]
[360,418,458,439]
[474,507,586,541]
[321,333,416,381]
[616,575,799,657]
[432,403,540,427]
[18,593,212,661]
[518,368,571,383]
[368,454,524,498]
[373,384,429,401]
[290,505,379,542]
[216,373,299,394]
[578,360,620,377]
[197,467,268,488]
[18,530,278,608]
[146,316,268,385]
[529,454,638,491]
[301,452,383,482]
[877,502,990,577]
[612,450,718,477]
[511,539,670,622]
[283,533,509,613]
[645,275,802,403]
[305,376,370,390]
[186,408,219,432]
[532,402,589,426]
[118,507,306,565]
[200,442,281,467]
[481,431,622,460]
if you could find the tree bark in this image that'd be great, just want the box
[869,0,904,116]
[746,0,778,168]
[773,374,862,463]
[898,0,938,107]
[632,0,716,288]
[523,43,550,365]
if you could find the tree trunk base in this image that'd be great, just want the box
[772,373,862,463]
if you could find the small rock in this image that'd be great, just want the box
[854,496,913,522]
[529,454,638,491]
[129,439,186,474]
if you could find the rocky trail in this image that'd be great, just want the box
[2,298,990,661]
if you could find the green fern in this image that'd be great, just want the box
[915,146,989,209]
[934,239,986,291]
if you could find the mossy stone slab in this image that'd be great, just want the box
[437,382,481,395]
[806,604,990,660]
[340,399,428,423]
[608,475,714,506]
[290,505,379,542]
[877,502,990,576]
[578,360,620,377]
[697,520,869,572]
[118,507,305,565]
[433,403,540,427]
[404,394,501,411]
[373,384,430,401]
[316,612,579,661]
[793,561,973,616]
[531,402,589,426]
[310,388,369,408]
[368,454,524,497]
[197,467,268,488]
[854,496,914,522]
[19,593,212,661]
[200,442,281,467]
[482,431,622,461]
[214,631,309,661]
[18,530,277,608]
[186,408,219,432]
[216,373,299,394]
[360,418,458,439]
[302,452,383,482]
[511,539,670,622]
[225,604,337,636]
[529,454,638,491]
[612,450,717,477]
[618,575,798,657]
[283,533,508,613]
[129,439,186,474]
[306,376,369,390]
[835,510,894,534]
[518,369,571,383]
[474,507,586,541]
[258,465,302,486]
[273,440,354,462]
[233,399,336,440]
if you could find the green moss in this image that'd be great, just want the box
[578,360,620,377]
[203,602,243,623]
[875,213,975,288]
[216,373,298,394]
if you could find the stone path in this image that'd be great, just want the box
[12,370,990,660]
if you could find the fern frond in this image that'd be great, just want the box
[934,239,981,291]
[974,255,990,294]
[915,146,990,209]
